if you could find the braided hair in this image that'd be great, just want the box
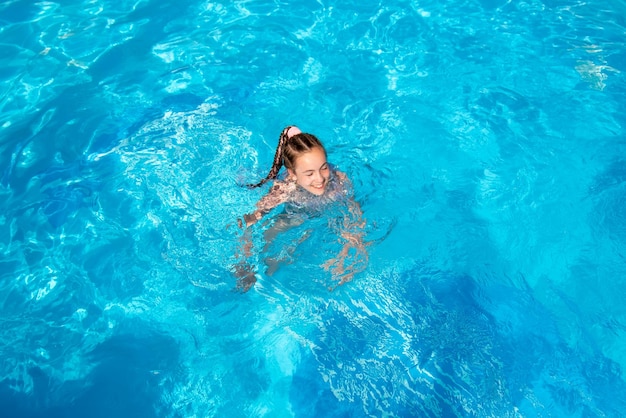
[247,126,326,189]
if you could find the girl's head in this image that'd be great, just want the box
[249,126,330,195]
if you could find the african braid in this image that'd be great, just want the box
[247,126,293,189]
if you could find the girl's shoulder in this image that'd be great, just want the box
[270,178,297,194]
[329,167,355,199]
[333,168,347,181]
[329,166,350,187]
[256,178,296,211]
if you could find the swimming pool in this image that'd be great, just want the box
[1,0,625,416]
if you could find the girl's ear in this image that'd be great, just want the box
[287,168,296,180]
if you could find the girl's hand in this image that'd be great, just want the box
[242,211,262,228]
[323,231,369,285]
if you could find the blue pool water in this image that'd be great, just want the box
[1,0,625,416]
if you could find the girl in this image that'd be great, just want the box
[235,126,368,291]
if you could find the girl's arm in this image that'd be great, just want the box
[241,180,295,227]
[324,170,369,284]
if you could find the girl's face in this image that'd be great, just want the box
[288,147,330,195]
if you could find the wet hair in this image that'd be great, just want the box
[248,126,326,188]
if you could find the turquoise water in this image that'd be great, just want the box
[1,0,625,416]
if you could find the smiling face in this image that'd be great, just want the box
[288,146,330,195]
